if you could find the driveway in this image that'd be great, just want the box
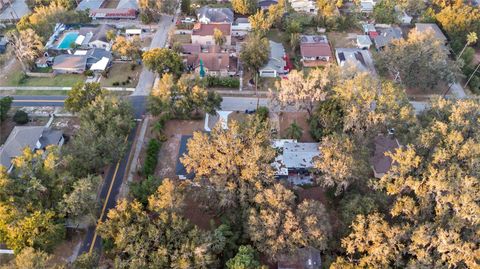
[133,15,175,96]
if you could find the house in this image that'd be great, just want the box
[76,0,104,10]
[125,29,142,39]
[290,0,317,14]
[272,140,319,184]
[90,8,137,19]
[395,5,412,24]
[0,36,7,54]
[362,23,378,39]
[196,7,234,24]
[191,23,231,46]
[258,0,278,10]
[52,48,112,73]
[259,41,287,77]
[231,18,251,37]
[47,24,115,52]
[359,0,377,12]
[0,126,64,173]
[185,46,237,77]
[176,135,194,180]
[35,56,54,68]
[370,134,400,179]
[415,23,447,44]
[299,35,333,67]
[335,48,376,74]
[79,24,115,50]
[278,247,321,269]
[373,26,402,50]
[180,44,202,55]
[356,35,372,49]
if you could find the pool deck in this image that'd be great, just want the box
[57,32,79,49]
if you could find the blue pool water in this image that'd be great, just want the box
[57,32,79,49]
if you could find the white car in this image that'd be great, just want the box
[181,17,196,24]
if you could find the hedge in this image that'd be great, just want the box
[143,138,161,177]
[206,76,240,88]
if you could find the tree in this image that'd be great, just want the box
[267,0,285,28]
[397,0,425,15]
[248,10,272,36]
[7,29,44,72]
[314,134,369,195]
[112,36,142,61]
[232,0,256,15]
[72,252,99,269]
[106,29,116,42]
[181,118,276,211]
[372,0,397,24]
[13,110,29,124]
[2,247,53,269]
[98,190,217,268]
[284,121,303,140]
[435,3,480,52]
[213,28,226,46]
[180,0,190,14]
[274,67,337,117]
[457,32,478,59]
[148,73,222,118]
[316,0,342,18]
[65,94,134,177]
[60,175,100,225]
[64,82,105,113]
[339,213,406,268]
[142,48,183,77]
[226,245,264,269]
[247,184,331,260]
[0,96,13,122]
[147,178,185,213]
[375,29,460,91]
[308,98,343,141]
[240,34,270,94]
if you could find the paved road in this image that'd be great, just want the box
[77,124,138,255]
[133,15,175,96]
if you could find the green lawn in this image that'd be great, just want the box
[0,63,85,87]
[0,90,69,95]
[100,63,141,87]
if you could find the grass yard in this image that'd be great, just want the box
[327,31,359,48]
[279,111,314,142]
[0,62,85,87]
[100,63,141,87]
[172,34,192,44]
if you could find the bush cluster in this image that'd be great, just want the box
[143,139,161,177]
[206,76,240,88]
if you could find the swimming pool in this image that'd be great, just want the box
[57,32,79,49]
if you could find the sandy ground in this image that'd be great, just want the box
[279,111,314,142]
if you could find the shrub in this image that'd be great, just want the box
[469,75,480,95]
[113,82,119,86]
[143,138,161,176]
[206,76,240,88]
[130,176,162,205]
[13,110,29,124]
[83,70,94,77]
[256,106,269,122]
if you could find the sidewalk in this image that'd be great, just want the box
[0,86,135,91]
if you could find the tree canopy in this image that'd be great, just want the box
[142,48,184,77]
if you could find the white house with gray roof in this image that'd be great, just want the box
[196,7,234,24]
[259,41,287,77]
[0,126,64,173]
[272,139,319,184]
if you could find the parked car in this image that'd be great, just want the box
[181,17,196,24]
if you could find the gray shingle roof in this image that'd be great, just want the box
[196,7,234,23]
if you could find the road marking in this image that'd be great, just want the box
[89,136,128,254]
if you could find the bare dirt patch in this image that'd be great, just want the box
[182,187,219,231]
[50,229,85,266]
[154,118,205,180]
[327,31,360,48]
[278,112,314,142]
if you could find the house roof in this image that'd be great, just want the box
[282,142,319,169]
[90,8,137,18]
[373,26,402,49]
[117,0,138,9]
[53,54,88,70]
[415,23,447,42]
[186,52,230,71]
[192,23,231,36]
[196,7,234,23]
[335,48,375,74]
[258,0,278,7]
[357,35,373,46]
[176,135,194,179]
[299,35,332,58]
[0,127,62,169]
[362,23,376,33]
[181,44,202,54]
[90,24,114,43]
[76,0,104,10]
[260,40,286,73]
[371,134,400,175]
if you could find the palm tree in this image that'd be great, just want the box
[285,121,303,140]
[458,32,478,59]
[8,29,44,72]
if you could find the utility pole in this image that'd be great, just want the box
[464,62,480,89]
